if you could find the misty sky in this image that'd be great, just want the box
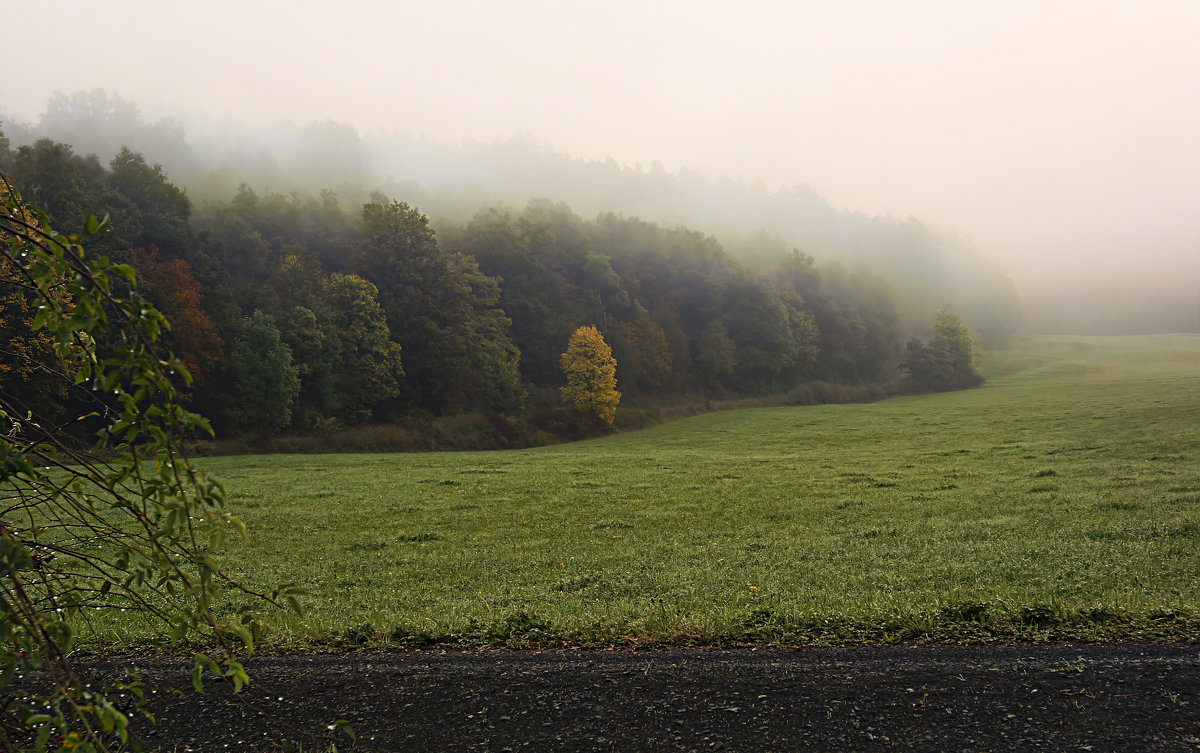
[2,0,1197,294]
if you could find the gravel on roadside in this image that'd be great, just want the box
[69,643,1200,752]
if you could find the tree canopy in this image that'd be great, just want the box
[0,125,990,446]
[902,309,983,391]
[560,326,621,425]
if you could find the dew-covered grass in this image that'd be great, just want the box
[84,335,1200,648]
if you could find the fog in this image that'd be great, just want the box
[2,0,1197,332]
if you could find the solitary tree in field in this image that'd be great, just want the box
[560,325,620,425]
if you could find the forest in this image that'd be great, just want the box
[0,92,1014,445]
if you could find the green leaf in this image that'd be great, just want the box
[330,719,356,739]
[35,724,51,751]
[224,659,249,693]
[229,625,254,653]
[192,654,219,693]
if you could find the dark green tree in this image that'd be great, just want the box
[445,206,582,388]
[695,320,737,386]
[326,273,405,424]
[4,140,124,257]
[108,147,193,259]
[355,200,523,414]
[263,249,340,428]
[609,313,673,395]
[229,310,300,434]
[716,271,799,392]
[902,309,983,391]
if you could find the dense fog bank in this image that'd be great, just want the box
[1,91,1023,341]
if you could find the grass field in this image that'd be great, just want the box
[92,335,1200,648]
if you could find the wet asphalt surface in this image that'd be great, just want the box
[74,643,1200,751]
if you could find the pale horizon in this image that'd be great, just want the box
[2,0,1197,298]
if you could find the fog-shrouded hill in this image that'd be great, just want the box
[1,90,1022,344]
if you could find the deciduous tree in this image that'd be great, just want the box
[326,272,405,424]
[931,309,977,379]
[229,310,300,434]
[695,320,736,386]
[610,314,673,394]
[133,244,223,382]
[560,325,620,424]
[902,309,982,391]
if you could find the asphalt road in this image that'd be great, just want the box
[84,643,1200,751]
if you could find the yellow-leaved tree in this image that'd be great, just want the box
[560,325,621,425]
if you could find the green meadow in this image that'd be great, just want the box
[95,335,1200,648]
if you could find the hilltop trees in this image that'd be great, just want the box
[561,326,621,425]
[10,93,1025,340]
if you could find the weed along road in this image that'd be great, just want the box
[106,644,1198,751]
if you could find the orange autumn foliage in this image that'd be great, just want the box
[133,245,223,382]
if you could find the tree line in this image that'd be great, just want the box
[0,130,979,441]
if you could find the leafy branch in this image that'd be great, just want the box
[0,173,302,751]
